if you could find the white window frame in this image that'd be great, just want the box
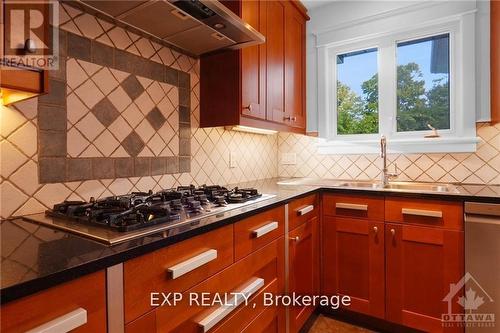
[316,2,480,154]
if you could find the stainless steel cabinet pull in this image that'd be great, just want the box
[297,205,314,216]
[336,203,368,211]
[402,208,442,218]
[26,308,87,333]
[390,229,396,237]
[167,249,217,279]
[290,236,300,242]
[373,226,378,233]
[197,277,265,333]
[252,221,278,238]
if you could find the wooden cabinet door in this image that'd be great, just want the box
[265,0,286,124]
[385,223,464,333]
[241,0,266,120]
[284,2,306,129]
[322,217,385,319]
[288,216,319,333]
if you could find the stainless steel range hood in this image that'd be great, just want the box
[71,0,265,56]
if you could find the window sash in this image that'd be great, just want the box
[328,24,459,141]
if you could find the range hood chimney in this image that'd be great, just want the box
[71,0,265,56]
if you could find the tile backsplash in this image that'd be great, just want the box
[278,123,500,185]
[1,3,498,220]
[0,3,278,219]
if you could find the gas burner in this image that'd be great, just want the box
[45,184,266,234]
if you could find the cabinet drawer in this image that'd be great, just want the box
[240,306,284,333]
[156,237,284,333]
[385,197,463,230]
[1,271,106,333]
[210,280,281,333]
[288,194,319,230]
[124,225,234,323]
[234,206,285,260]
[322,193,384,220]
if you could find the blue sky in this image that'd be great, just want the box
[338,40,449,97]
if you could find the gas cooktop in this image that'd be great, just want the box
[23,185,276,245]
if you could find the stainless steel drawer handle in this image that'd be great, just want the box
[402,208,443,218]
[252,221,279,238]
[197,277,265,333]
[297,205,314,216]
[26,308,87,333]
[336,203,368,211]
[167,249,218,279]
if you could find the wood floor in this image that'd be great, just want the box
[307,314,378,333]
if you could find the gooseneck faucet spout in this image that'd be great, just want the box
[380,136,398,186]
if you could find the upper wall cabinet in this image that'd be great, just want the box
[492,0,499,123]
[200,0,309,134]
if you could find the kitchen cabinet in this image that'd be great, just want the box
[200,0,308,134]
[385,223,464,333]
[385,197,464,333]
[124,225,234,323]
[492,0,500,123]
[288,194,320,333]
[322,217,385,319]
[1,271,106,333]
[284,1,307,129]
[321,195,464,332]
[126,237,284,333]
[266,0,286,124]
[322,193,385,318]
[124,205,286,333]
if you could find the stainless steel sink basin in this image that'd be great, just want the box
[383,182,458,193]
[278,178,459,193]
[340,181,382,189]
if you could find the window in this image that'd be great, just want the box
[316,3,480,154]
[336,48,379,135]
[396,34,450,132]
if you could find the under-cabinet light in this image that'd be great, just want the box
[225,125,278,135]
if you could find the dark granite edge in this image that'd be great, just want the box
[1,183,498,304]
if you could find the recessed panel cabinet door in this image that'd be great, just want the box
[288,216,319,333]
[284,3,306,129]
[241,0,266,120]
[385,223,464,333]
[266,0,286,124]
[322,217,385,319]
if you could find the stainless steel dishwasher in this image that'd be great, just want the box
[465,202,500,333]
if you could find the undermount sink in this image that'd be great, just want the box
[278,178,458,193]
[382,182,458,193]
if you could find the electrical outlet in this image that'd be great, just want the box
[281,153,297,165]
[229,152,237,168]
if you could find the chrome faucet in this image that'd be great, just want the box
[380,136,399,186]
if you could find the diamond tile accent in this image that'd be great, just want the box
[92,97,120,127]
[121,75,144,100]
[121,131,145,157]
[146,107,167,131]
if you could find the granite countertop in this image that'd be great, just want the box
[1,177,499,304]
